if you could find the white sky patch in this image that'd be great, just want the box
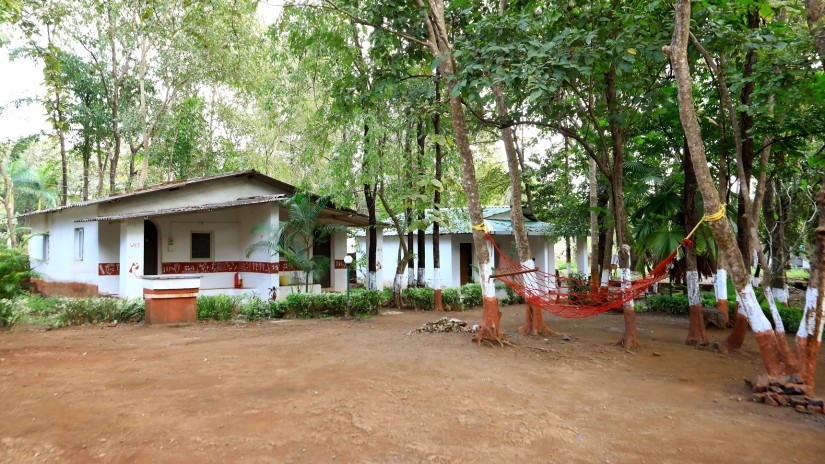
[0,45,49,140]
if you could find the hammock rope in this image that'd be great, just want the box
[482,205,726,319]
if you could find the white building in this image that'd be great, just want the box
[20,171,368,299]
[354,206,587,289]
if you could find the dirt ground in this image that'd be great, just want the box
[1,305,824,464]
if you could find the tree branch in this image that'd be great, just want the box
[323,0,431,48]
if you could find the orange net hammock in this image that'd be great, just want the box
[487,233,690,319]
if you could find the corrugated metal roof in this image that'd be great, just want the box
[18,170,369,226]
[73,195,288,222]
[356,206,553,237]
[73,193,371,227]
[18,170,296,218]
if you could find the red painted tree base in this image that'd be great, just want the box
[717,299,729,327]
[434,289,444,312]
[616,305,640,349]
[716,309,747,353]
[685,304,709,346]
[472,297,506,346]
[518,303,558,336]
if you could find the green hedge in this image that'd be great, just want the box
[197,295,238,321]
[460,283,483,307]
[285,290,382,318]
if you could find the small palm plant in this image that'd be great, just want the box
[247,192,345,293]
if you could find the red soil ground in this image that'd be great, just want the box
[1,305,824,463]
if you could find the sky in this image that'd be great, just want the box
[0,3,283,143]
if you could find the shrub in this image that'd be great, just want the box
[239,295,269,321]
[774,306,802,333]
[403,287,435,310]
[502,284,525,305]
[460,283,482,307]
[350,290,382,316]
[269,301,288,319]
[0,299,20,328]
[380,288,394,307]
[55,298,144,326]
[644,293,690,315]
[441,288,462,311]
[0,244,34,299]
[197,295,238,321]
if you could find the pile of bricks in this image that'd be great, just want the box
[748,374,824,415]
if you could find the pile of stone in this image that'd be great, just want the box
[416,317,472,333]
[748,374,825,415]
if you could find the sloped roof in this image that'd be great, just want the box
[18,170,370,227]
[362,206,552,237]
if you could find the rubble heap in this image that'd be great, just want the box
[416,317,471,333]
[748,374,825,415]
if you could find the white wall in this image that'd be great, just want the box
[28,205,101,287]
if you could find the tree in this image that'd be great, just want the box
[247,192,343,293]
[668,0,789,376]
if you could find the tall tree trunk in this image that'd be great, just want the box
[0,161,16,247]
[491,80,554,336]
[81,135,90,201]
[604,69,638,348]
[416,0,501,343]
[589,157,600,291]
[668,0,786,376]
[764,176,789,303]
[683,139,707,346]
[416,119,426,287]
[108,7,121,195]
[798,183,825,387]
[433,76,444,310]
[804,0,825,69]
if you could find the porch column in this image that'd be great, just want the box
[119,218,144,298]
[374,226,384,290]
[575,236,589,276]
[268,204,280,297]
[332,230,348,292]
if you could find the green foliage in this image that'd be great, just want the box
[441,288,462,311]
[460,283,482,308]
[0,244,34,299]
[644,293,690,315]
[770,306,802,334]
[54,298,144,326]
[285,290,382,319]
[269,301,288,319]
[239,294,270,321]
[196,294,239,321]
[380,287,394,307]
[403,287,435,310]
[0,299,21,328]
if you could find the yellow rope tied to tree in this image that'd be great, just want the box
[684,203,726,242]
[471,221,490,234]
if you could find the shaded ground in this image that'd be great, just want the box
[1,305,824,463]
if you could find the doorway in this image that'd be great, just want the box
[459,242,472,285]
[144,220,159,276]
[312,238,332,288]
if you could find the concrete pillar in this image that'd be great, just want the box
[268,204,280,297]
[332,230,348,292]
[119,218,145,298]
[575,236,589,276]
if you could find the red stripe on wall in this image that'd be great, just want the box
[97,261,296,276]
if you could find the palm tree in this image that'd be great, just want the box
[247,192,345,293]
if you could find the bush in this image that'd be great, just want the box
[269,301,288,319]
[197,295,238,321]
[350,290,382,316]
[774,306,802,333]
[0,244,34,299]
[644,293,690,315]
[460,283,482,307]
[239,295,269,321]
[441,288,462,311]
[403,287,435,310]
[502,284,525,305]
[55,298,144,326]
[0,299,20,328]
[380,288,394,307]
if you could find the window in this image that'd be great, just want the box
[74,228,84,261]
[30,234,49,261]
[191,232,213,260]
